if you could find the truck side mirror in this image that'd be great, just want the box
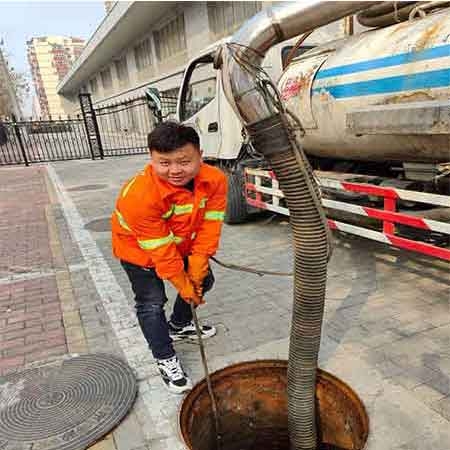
[145,87,163,124]
[0,121,7,145]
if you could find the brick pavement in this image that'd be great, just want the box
[0,167,68,375]
[1,157,449,450]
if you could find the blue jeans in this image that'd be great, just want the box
[121,260,214,360]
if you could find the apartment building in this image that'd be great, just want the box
[0,47,21,118]
[27,36,85,118]
[57,2,268,111]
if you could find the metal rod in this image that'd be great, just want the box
[190,304,222,450]
[210,255,293,277]
[12,115,29,166]
[56,119,68,160]
[79,94,96,160]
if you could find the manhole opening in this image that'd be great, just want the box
[180,360,369,450]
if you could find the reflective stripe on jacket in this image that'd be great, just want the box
[111,163,227,279]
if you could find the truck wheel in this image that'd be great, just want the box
[225,169,249,224]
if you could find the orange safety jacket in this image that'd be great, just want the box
[111,163,227,279]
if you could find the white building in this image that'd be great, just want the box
[56,2,280,111]
[57,1,349,114]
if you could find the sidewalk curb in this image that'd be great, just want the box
[44,166,88,355]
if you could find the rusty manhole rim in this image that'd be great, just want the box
[178,359,370,450]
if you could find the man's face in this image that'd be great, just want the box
[150,143,202,186]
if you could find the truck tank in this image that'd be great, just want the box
[279,8,450,165]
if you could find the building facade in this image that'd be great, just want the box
[0,47,21,118]
[27,36,85,118]
[57,2,347,114]
[57,2,265,111]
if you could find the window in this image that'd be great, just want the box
[100,68,112,90]
[153,14,186,61]
[207,2,261,38]
[89,78,98,94]
[281,45,315,70]
[134,38,152,71]
[115,56,129,83]
[180,55,216,121]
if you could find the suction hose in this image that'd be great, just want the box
[219,3,376,448]
[247,115,329,450]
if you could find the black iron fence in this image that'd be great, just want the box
[0,116,92,165]
[0,91,178,166]
[96,96,157,156]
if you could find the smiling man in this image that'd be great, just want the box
[111,121,227,393]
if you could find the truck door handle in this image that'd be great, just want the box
[208,122,218,133]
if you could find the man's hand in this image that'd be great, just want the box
[188,254,209,296]
[168,271,204,306]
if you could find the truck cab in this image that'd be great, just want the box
[176,46,243,164]
[176,41,314,223]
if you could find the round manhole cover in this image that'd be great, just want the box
[0,354,137,450]
[68,184,108,191]
[85,218,111,232]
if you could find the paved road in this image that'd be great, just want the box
[1,155,449,450]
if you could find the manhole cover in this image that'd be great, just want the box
[68,184,108,191]
[0,354,137,450]
[85,218,111,232]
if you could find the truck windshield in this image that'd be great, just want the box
[180,55,216,121]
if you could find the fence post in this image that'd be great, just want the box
[79,93,104,160]
[12,114,29,166]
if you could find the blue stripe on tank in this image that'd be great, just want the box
[315,44,450,80]
[312,68,450,99]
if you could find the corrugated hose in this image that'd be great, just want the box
[247,113,331,450]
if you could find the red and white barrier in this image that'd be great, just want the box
[245,168,450,261]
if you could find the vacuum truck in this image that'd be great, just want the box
[203,4,450,450]
[170,2,450,259]
[278,3,450,183]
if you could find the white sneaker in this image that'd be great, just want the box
[156,355,192,394]
[169,321,217,341]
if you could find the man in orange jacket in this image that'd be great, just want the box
[111,121,227,393]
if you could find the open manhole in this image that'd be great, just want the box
[180,360,368,450]
[85,217,111,232]
[0,354,137,450]
[68,184,108,191]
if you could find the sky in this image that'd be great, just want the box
[0,1,106,115]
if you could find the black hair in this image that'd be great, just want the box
[147,121,200,153]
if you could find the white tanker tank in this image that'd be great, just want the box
[278,7,450,170]
[175,3,450,222]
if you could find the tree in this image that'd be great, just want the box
[9,67,30,108]
[0,43,29,117]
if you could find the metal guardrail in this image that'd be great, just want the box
[245,168,450,261]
